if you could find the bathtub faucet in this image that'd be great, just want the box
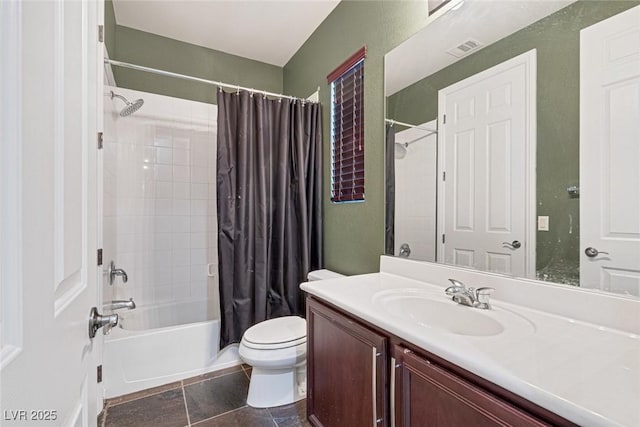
[106,298,136,311]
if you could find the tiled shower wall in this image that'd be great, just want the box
[394,122,437,262]
[103,86,218,312]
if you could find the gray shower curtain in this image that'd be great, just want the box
[217,89,323,347]
[385,124,396,255]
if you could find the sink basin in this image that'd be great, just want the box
[372,289,534,337]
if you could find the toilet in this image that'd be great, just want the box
[239,269,344,408]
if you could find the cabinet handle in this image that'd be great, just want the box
[371,347,377,427]
[390,357,397,427]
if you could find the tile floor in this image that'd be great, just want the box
[98,364,312,427]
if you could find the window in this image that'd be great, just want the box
[328,47,366,203]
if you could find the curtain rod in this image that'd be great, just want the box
[385,119,437,134]
[104,59,316,103]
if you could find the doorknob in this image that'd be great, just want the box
[502,240,522,249]
[584,247,609,258]
[88,307,118,338]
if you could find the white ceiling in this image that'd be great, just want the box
[385,0,577,95]
[112,0,341,67]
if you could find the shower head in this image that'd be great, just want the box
[110,91,144,117]
[395,143,407,159]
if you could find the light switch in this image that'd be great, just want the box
[538,216,549,231]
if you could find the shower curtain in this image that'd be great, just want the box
[217,90,323,347]
[385,124,396,255]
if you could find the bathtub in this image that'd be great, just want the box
[103,300,240,398]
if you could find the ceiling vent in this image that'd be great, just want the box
[446,38,484,58]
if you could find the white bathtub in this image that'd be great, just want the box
[104,300,240,398]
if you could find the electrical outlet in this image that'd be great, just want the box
[538,216,549,231]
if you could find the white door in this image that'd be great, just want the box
[580,5,640,296]
[1,1,103,426]
[437,50,536,277]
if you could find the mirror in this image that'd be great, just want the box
[384,0,640,297]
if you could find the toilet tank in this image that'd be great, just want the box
[307,269,344,281]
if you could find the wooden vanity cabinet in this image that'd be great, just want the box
[307,297,576,427]
[307,298,388,427]
[392,345,549,427]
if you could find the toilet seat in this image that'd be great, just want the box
[241,316,306,350]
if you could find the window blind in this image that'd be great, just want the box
[328,47,366,203]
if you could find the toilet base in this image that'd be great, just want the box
[246,362,306,408]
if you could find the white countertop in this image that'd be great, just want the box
[301,271,640,427]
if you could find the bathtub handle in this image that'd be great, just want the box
[109,260,128,286]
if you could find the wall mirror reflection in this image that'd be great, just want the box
[384,0,640,297]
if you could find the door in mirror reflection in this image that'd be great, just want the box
[580,6,640,297]
[438,51,536,278]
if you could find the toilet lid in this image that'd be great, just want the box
[243,316,306,346]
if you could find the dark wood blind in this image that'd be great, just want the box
[329,48,365,203]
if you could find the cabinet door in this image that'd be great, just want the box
[307,298,387,427]
[392,346,549,427]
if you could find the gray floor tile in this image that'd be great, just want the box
[192,406,275,427]
[182,364,245,386]
[105,388,188,427]
[184,371,250,423]
[106,381,182,407]
[269,400,312,427]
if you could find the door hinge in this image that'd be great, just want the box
[442,171,446,181]
[98,25,104,43]
[442,234,446,244]
[97,132,103,149]
[97,248,103,266]
[97,365,102,383]
[442,114,446,125]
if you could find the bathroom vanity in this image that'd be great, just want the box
[301,257,640,427]
[306,298,570,427]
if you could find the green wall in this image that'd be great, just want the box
[387,0,638,284]
[104,0,116,58]
[283,1,430,275]
[104,4,283,105]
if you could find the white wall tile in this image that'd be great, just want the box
[154,164,173,181]
[105,86,217,308]
[173,199,190,216]
[190,232,207,249]
[173,285,191,301]
[191,183,208,200]
[172,232,191,250]
[156,147,173,165]
[173,165,190,182]
[172,249,190,266]
[173,215,190,233]
[173,182,190,199]
[190,249,207,265]
[153,133,172,148]
[190,264,207,282]
[173,148,189,166]
[156,181,173,199]
[172,265,191,283]
[190,199,208,216]
[190,216,207,233]
[156,199,173,216]
[191,166,208,184]
[173,136,190,151]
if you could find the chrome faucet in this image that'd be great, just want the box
[444,279,495,309]
[108,260,128,286]
[106,298,136,311]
